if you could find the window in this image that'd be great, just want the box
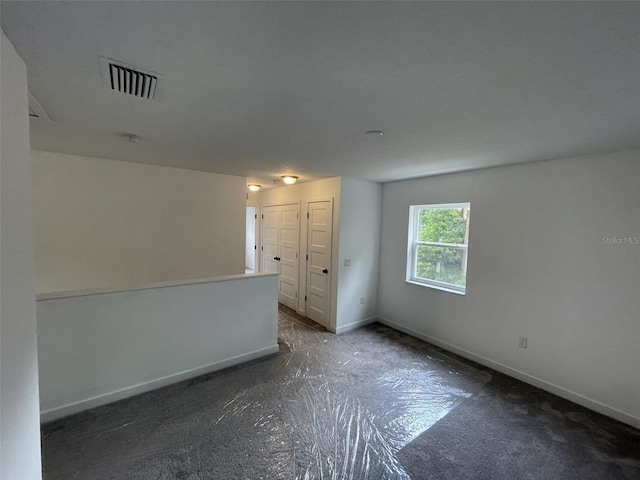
[407,203,471,294]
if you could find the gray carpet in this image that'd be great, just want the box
[397,371,640,479]
[41,307,640,479]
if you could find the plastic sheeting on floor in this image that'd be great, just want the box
[41,310,491,479]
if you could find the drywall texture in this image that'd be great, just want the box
[32,150,246,294]
[336,177,381,333]
[37,274,279,422]
[0,31,43,479]
[253,177,341,329]
[378,150,640,426]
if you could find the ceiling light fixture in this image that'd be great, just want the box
[248,184,261,192]
[366,130,384,136]
[281,175,298,185]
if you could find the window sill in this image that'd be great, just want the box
[406,279,466,296]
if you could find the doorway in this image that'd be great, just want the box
[245,206,258,273]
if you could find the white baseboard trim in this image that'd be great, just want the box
[40,344,280,423]
[377,316,640,429]
[335,316,377,335]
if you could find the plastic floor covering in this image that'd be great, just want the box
[41,308,492,479]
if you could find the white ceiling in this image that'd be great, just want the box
[2,1,640,187]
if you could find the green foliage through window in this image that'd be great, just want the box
[408,204,470,292]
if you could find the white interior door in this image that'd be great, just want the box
[262,206,279,274]
[277,204,299,310]
[306,200,333,328]
[261,203,300,310]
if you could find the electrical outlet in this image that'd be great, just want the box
[360,297,365,305]
[344,259,351,267]
[518,336,528,349]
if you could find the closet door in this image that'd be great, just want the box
[305,200,333,328]
[277,204,299,310]
[261,204,300,310]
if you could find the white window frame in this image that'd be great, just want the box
[406,202,470,295]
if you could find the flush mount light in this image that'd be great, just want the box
[282,175,298,185]
[366,130,384,136]
[248,184,261,192]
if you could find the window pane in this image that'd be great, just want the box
[417,207,468,244]
[416,245,467,287]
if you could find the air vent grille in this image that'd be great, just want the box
[28,92,52,121]
[100,57,161,100]
[109,63,157,99]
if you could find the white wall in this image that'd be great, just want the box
[32,151,246,294]
[253,177,342,329]
[37,273,279,422]
[0,31,42,479]
[378,150,640,427]
[335,178,381,333]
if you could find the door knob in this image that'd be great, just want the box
[274,257,278,260]
[322,268,328,273]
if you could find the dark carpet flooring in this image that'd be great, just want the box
[41,306,640,479]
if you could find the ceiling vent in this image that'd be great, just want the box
[100,57,161,100]
[28,92,52,121]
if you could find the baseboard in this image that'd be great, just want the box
[40,344,280,423]
[377,316,640,429]
[335,316,377,335]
